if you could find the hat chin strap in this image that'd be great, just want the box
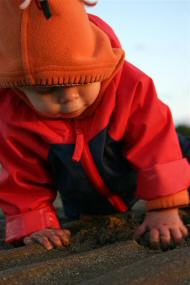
[19,0,52,19]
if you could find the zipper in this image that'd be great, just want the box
[72,124,128,213]
[72,127,85,162]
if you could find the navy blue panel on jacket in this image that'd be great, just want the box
[48,128,138,218]
[177,133,190,163]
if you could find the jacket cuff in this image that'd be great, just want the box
[146,189,190,211]
[5,205,61,244]
[137,158,190,200]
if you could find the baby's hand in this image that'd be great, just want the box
[23,228,71,250]
[134,208,188,248]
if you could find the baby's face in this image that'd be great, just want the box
[17,82,101,118]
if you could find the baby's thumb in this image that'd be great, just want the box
[133,224,146,241]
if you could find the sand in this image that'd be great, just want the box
[1,202,190,285]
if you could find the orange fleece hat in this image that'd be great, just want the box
[0,0,125,88]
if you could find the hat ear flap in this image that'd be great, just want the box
[19,0,32,9]
[80,0,98,7]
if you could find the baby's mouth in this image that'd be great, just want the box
[59,94,79,104]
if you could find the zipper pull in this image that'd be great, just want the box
[72,127,84,162]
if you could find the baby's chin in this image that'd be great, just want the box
[39,106,87,119]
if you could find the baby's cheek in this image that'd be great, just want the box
[42,104,61,115]
[83,94,98,107]
[30,100,58,115]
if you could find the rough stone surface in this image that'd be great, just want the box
[1,199,190,284]
[83,247,190,285]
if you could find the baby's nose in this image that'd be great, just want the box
[59,92,79,104]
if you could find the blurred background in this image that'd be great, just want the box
[86,0,190,133]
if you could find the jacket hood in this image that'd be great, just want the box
[0,0,125,88]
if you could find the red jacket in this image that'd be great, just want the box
[0,14,190,244]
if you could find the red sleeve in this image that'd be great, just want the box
[0,96,61,244]
[122,74,190,202]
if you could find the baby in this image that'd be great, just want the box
[0,0,190,250]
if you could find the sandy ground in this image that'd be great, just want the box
[1,195,190,285]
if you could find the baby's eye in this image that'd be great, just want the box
[35,87,55,94]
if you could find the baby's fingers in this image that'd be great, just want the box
[23,234,53,250]
[170,226,188,244]
[133,223,146,240]
[180,225,189,238]
[149,228,160,249]
[23,236,34,245]
[158,225,174,250]
[159,225,171,244]
[55,229,71,246]
[31,233,53,250]
[44,231,63,248]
